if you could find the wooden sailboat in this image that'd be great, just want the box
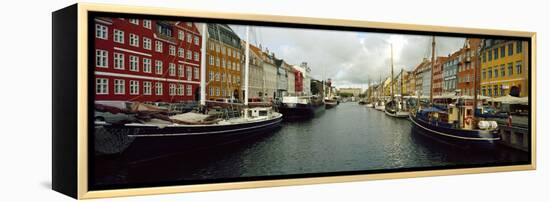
[409,36,500,149]
[94,24,283,161]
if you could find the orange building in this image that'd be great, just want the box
[206,24,243,100]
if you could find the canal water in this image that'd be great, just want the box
[94,102,529,188]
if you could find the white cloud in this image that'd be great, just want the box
[230,24,465,89]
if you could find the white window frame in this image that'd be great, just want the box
[129,55,139,71]
[194,52,199,61]
[186,33,192,43]
[178,30,185,40]
[130,80,139,95]
[143,58,152,73]
[95,49,108,68]
[129,34,139,47]
[129,19,139,25]
[194,67,199,80]
[113,52,125,70]
[113,29,124,44]
[155,41,163,53]
[143,37,152,50]
[178,64,184,78]
[95,24,108,40]
[96,78,108,94]
[169,63,176,76]
[194,36,199,45]
[155,60,163,75]
[186,85,192,96]
[114,79,125,95]
[186,66,192,81]
[169,45,176,56]
[143,81,152,95]
[178,84,184,95]
[186,50,192,60]
[155,82,163,95]
[143,20,152,29]
[209,55,214,65]
[178,48,184,58]
[169,83,176,96]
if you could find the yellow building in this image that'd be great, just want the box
[206,24,243,100]
[480,40,529,97]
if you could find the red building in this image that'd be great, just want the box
[94,17,202,103]
[457,38,481,96]
[432,56,448,96]
[293,67,304,93]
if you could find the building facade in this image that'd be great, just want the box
[432,56,448,96]
[206,24,243,100]
[244,43,265,99]
[456,38,481,96]
[260,50,278,99]
[286,62,296,95]
[413,59,431,96]
[275,58,289,98]
[443,51,460,94]
[480,40,529,97]
[338,88,362,97]
[294,62,312,95]
[94,18,202,103]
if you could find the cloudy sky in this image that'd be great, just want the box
[229,25,465,90]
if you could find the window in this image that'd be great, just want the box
[216,87,220,96]
[508,43,514,56]
[494,68,498,78]
[194,52,199,61]
[194,36,199,45]
[155,82,163,95]
[113,52,124,70]
[493,48,498,60]
[494,85,499,96]
[129,34,139,47]
[488,68,492,78]
[155,60,163,75]
[178,30,184,40]
[186,50,192,60]
[96,78,108,94]
[516,61,523,74]
[516,41,522,53]
[488,88,492,96]
[178,48,184,58]
[186,33,192,43]
[186,66,192,81]
[169,45,176,56]
[209,55,214,65]
[487,50,492,61]
[143,58,152,73]
[156,24,172,37]
[222,73,226,82]
[129,55,139,71]
[96,49,108,68]
[178,84,184,95]
[143,37,152,50]
[500,65,505,77]
[500,85,505,96]
[209,87,214,96]
[508,63,513,76]
[221,46,226,54]
[215,44,220,52]
[169,83,176,96]
[130,80,139,95]
[216,57,220,67]
[95,24,108,39]
[155,41,163,52]
[113,29,124,43]
[209,42,215,50]
[129,19,139,25]
[143,81,152,95]
[500,46,505,58]
[209,71,214,81]
[114,79,125,95]
[143,20,152,29]
[228,74,232,83]
[216,72,220,81]
[222,59,226,68]
[187,85,192,96]
[482,51,486,63]
[194,67,199,80]
[169,63,176,76]
[178,64,184,77]
[482,86,486,96]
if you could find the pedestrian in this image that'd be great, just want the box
[507,112,513,127]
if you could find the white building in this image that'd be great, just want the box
[261,50,278,100]
[244,42,265,98]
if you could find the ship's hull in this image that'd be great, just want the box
[385,110,409,118]
[278,103,325,120]
[409,113,500,149]
[325,102,337,109]
[95,115,283,163]
[365,103,374,108]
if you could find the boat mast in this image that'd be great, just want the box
[400,68,404,107]
[390,44,394,100]
[200,23,208,107]
[429,36,435,105]
[473,39,479,118]
[244,26,250,106]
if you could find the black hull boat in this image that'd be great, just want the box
[95,108,283,163]
[278,103,325,120]
[385,100,409,118]
[409,111,500,149]
[325,99,337,109]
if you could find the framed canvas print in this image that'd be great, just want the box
[52,3,536,199]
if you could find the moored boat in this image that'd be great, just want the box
[325,98,338,109]
[278,95,325,119]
